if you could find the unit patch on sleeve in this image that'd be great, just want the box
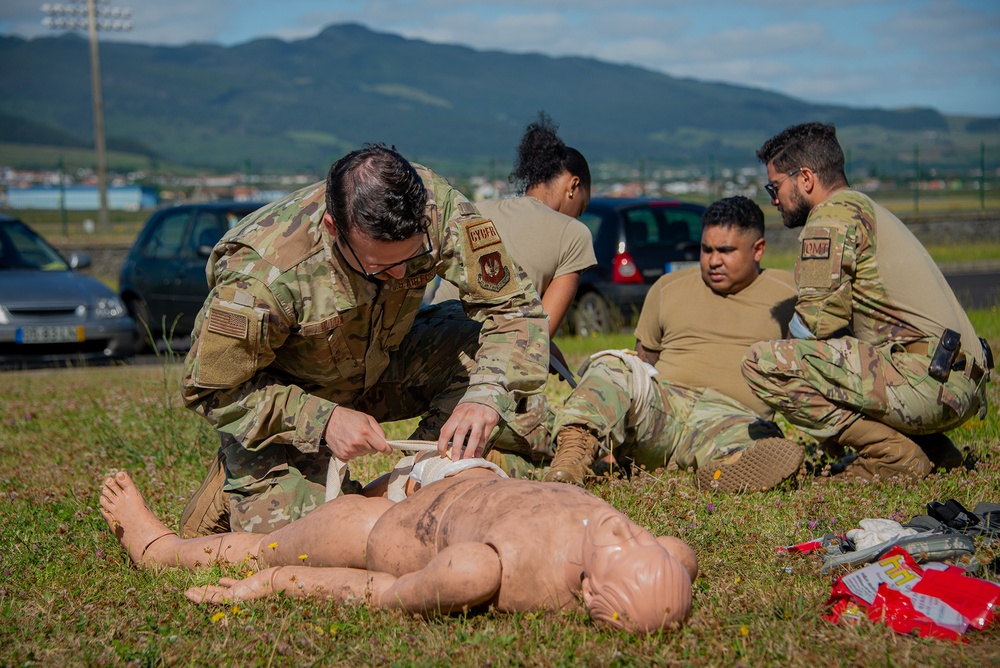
[478,251,511,292]
[466,220,502,251]
[458,217,520,301]
[801,237,831,260]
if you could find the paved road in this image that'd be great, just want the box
[944,270,1000,311]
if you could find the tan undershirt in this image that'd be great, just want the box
[634,267,797,417]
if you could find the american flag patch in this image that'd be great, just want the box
[207,307,248,339]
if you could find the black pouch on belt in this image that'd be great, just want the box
[980,337,995,370]
[928,328,960,382]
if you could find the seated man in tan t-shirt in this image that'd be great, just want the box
[542,196,803,492]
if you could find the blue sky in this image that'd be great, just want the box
[3,0,999,116]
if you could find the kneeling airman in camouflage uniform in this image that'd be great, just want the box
[180,144,548,535]
[743,123,991,483]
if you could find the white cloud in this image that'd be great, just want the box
[0,0,997,114]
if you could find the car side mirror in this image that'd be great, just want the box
[69,252,92,269]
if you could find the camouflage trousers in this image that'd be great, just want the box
[225,301,493,533]
[491,354,783,476]
[741,336,987,441]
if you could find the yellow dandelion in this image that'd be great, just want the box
[740,625,749,637]
[298,554,308,561]
[211,612,226,623]
[734,576,741,584]
[612,612,619,621]
[245,569,254,578]
[231,605,242,616]
[268,542,278,550]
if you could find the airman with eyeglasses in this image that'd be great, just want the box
[743,122,989,484]
[180,143,548,537]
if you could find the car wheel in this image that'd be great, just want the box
[573,292,612,337]
[126,297,155,353]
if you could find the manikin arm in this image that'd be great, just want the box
[186,542,503,615]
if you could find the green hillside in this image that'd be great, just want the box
[1,23,998,175]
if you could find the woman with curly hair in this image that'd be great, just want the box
[432,112,596,337]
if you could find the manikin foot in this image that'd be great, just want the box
[100,471,177,566]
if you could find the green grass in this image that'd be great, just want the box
[1,314,999,665]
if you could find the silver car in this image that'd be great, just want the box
[0,214,136,369]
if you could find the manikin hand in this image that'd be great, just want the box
[438,402,500,460]
[324,406,393,460]
[185,569,277,604]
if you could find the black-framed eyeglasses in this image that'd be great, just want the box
[764,167,804,200]
[338,228,433,279]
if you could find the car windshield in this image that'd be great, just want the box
[0,220,70,271]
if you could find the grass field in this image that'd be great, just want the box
[1,315,998,666]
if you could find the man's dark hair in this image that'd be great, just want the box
[326,143,428,241]
[701,196,765,237]
[510,111,591,194]
[756,122,849,189]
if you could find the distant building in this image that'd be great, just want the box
[3,185,158,211]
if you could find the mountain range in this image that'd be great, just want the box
[1,23,997,175]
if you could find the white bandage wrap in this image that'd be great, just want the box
[577,349,660,427]
[385,455,417,502]
[410,455,508,487]
[846,519,918,551]
[324,456,350,503]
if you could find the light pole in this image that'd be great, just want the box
[41,0,132,230]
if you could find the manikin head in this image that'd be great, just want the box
[580,510,695,634]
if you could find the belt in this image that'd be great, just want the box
[902,340,986,383]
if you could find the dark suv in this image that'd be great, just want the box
[571,197,706,335]
[119,201,266,350]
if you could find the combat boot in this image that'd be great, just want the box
[912,433,965,471]
[542,425,600,486]
[696,437,804,493]
[833,418,932,483]
[179,450,231,537]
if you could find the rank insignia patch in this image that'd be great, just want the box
[478,251,511,292]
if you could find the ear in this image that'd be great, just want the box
[752,237,766,263]
[322,212,337,236]
[567,175,581,198]
[800,168,819,195]
[655,536,699,582]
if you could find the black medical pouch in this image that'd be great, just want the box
[928,328,960,382]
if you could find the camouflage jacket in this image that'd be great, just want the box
[794,189,982,364]
[181,164,549,454]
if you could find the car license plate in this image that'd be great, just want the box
[15,326,85,344]
[665,261,699,273]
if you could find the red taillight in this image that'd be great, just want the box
[612,251,644,284]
